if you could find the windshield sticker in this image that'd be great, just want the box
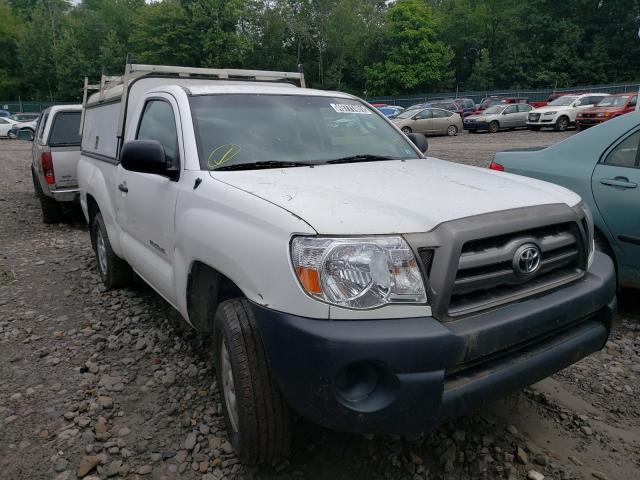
[330,103,372,114]
[207,144,242,169]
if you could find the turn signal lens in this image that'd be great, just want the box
[295,267,322,294]
[489,161,504,171]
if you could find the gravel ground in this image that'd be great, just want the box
[1,133,639,480]
[427,128,574,167]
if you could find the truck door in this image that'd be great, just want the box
[115,94,183,303]
[591,128,640,279]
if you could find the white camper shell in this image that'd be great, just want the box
[80,64,306,162]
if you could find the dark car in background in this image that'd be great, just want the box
[445,97,475,116]
[576,93,637,130]
[376,105,405,118]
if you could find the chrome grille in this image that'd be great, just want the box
[448,223,584,318]
[528,113,541,121]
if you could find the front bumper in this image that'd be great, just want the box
[252,252,616,433]
[577,117,606,127]
[463,120,489,130]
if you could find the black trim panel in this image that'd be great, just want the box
[81,150,118,165]
[619,234,640,246]
[84,98,121,109]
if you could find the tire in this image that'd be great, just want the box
[554,116,569,132]
[91,212,132,288]
[401,126,412,134]
[32,169,63,224]
[488,121,499,134]
[528,126,541,131]
[213,298,292,465]
[446,125,458,136]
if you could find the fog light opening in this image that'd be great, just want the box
[335,360,400,413]
[336,361,379,403]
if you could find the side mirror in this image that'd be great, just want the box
[120,140,171,177]
[407,133,428,153]
[17,129,33,141]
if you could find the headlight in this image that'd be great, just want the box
[543,111,557,115]
[596,112,605,117]
[291,236,427,309]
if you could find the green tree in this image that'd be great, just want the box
[364,0,454,96]
[0,0,24,98]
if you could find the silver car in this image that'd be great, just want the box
[463,103,533,133]
[391,108,463,136]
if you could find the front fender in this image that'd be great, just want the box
[172,171,330,321]
[78,156,124,257]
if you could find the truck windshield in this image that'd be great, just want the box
[548,96,577,106]
[189,94,418,170]
[483,106,504,115]
[596,96,629,107]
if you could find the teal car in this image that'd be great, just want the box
[491,111,640,289]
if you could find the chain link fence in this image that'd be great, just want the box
[366,82,640,108]
[0,101,74,113]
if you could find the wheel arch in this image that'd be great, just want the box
[186,261,245,332]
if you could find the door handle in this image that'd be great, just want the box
[599,177,637,189]
[118,183,128,193]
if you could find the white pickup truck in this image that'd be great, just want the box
[78,64,617,465]
[29,105,83,223]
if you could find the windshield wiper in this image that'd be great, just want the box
[325,154,399,164]
[213,160,316,171]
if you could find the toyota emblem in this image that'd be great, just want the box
[513,244,541,276]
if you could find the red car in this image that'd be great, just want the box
[576,93,637,130]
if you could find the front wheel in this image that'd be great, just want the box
[91,212,132,289]
[488,121,499,134]
[401,126,412,134]
[446,125,458,136]
[214,299,292,465]
[554,116,569,132]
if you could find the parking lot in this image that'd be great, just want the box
[1,131,639,480]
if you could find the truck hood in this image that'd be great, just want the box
[531,105,572,113]
[465,114,493,121]
[211,158,581,235]
[578,106,623,115]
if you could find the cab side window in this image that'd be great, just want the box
[518,104,532,113]
[417,110,432,119]
[629,96,637,108]
[604,130,640,169]
[504,105,518,114]
[37,113,48,140]
[137,100,178,164]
